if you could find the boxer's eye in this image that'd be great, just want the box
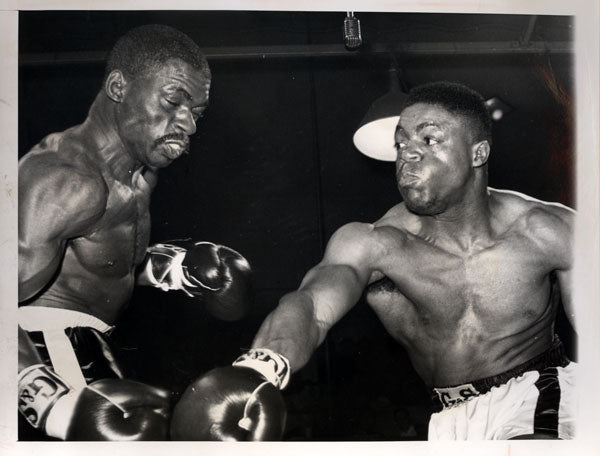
[394,141,407,151]
[191,109,205,122]
[424,136,439,146]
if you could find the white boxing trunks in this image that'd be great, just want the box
[428,338,576,440]
[18,306,124,390]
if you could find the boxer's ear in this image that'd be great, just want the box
[105,70,126,103]
[472,140,490,168]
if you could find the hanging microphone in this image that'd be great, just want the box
[343,12,362,50]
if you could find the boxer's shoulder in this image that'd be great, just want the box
[21,155,106,200]
[490,188,574,231]
[323,223,384,267]
[327,222,378,250]
[327,219,411,265]
[22,126,104,173]
[489,188,573,263]
[20,140,109,229]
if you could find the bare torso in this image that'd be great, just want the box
[19,125,154,324]
[364,190,569,386]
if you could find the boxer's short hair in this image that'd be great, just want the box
[104,24,210,82]
[403,81,492,145]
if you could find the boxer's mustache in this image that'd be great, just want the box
[154,133,190,153]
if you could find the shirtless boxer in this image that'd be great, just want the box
[18,24,251,440]
[170,81,576,440]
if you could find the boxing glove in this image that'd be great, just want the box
[170,348,290,441]
[140,240,252,321]
[19,364,171,440]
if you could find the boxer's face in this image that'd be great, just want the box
[394,103,475,215]
[116,58,211,169]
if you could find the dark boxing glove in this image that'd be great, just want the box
[141,240,252,321]
[19,365,171,440]
[170,348,290,441]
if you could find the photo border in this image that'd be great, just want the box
[1,1,598,455]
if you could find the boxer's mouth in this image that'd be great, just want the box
[163,141,188,160]
[155,134,190,160]
[397,168,421,187]
[399,172,420,184]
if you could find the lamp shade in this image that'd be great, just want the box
[352,89,407,162]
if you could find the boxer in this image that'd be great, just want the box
[18,24,251,440]
[170,82,577,440]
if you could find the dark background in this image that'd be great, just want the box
[19,10,575,440]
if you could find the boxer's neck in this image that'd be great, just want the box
[420,178,493,253]
[83,92,142,182]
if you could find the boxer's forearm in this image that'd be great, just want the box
[252,262,367,372]
[251,291,323,373]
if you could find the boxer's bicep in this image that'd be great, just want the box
[19,238,66,302]
[301,264,366,331]
[556,267,575,332]
[550,207,576,331]
[18,162,108,301]
[537,204,576,332]
[300,223,383,337]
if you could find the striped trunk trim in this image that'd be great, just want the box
[533,367,561,437]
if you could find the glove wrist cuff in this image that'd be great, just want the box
[45,389,83,440]
[145,243,192,294]
[18,364,73,434]
[232,348,291,390]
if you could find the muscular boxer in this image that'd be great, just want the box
[171,82,576,440]
[18,25,251,440]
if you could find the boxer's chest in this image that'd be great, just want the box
[69,175,152,276]
[366,232,552,341]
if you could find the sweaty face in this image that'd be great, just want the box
[394,103,475,215]
[116,58,211,168]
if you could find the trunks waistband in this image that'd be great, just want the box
[431,338,570,410]
[18,306,113,334]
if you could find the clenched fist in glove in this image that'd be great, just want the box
[170,348,289,441]
[139,240,252,321]
[18,365,171,440]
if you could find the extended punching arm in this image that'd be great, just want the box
[169,223,380,441]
